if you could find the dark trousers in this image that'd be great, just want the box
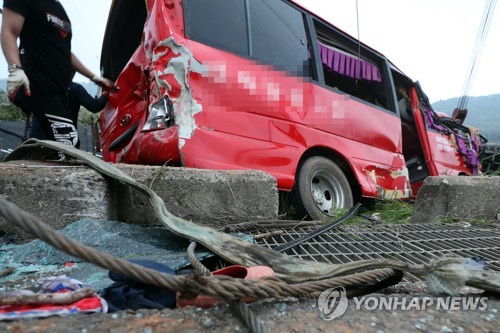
[16,90,79,147]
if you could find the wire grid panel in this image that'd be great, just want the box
[253,224,500,282]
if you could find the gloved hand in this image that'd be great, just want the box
[7,67,31,100]
[91,75,119,93]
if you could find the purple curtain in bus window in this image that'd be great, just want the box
[318,42,382,83]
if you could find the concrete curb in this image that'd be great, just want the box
[0,161,278,242]
[411,176,500,223]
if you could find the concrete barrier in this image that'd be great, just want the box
[115,164,279,228]
[0,161,278,242]
[411,176,500,224]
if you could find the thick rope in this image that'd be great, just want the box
[187,241,212,277]
[3,141,498,297]
[0,197,402,299]
[3,195,496,300]
[187,241,267,333]
[229,301,267,333]
[0,140,408,284]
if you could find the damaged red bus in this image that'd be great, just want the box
[98,0,484,220]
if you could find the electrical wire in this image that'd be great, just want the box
[457,0,497,110]
[458,2,492,108]
[355,0,361,83]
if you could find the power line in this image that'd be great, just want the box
[356,0,361,83]
[457,0,497,110]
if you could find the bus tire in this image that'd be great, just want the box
[293,156,353,221]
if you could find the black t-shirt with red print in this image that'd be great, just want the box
[3,0,72,94]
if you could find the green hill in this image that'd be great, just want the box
[432,94,500,144]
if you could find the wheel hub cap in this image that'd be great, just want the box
[310,169,346,215]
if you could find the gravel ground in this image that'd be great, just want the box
[0,284,498,333]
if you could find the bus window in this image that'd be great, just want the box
[186,0,249,56]
[186,0,311,78]
[313,20,389,110]
[249,0,311,77]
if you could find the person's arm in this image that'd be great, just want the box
[72,83,108,113]
[71,52,118,92]
[1,8,23,66]
[1,8,30,99]
[70,52,94,80]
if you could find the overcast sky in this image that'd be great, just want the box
[1,0,498,103]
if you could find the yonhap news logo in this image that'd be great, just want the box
[352,295,488,312]
[317,287,349,320]
[318,287,488,320]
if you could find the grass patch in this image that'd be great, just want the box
[280,192,415,225]
[339,200,414,226]
[323,207,350,222]
[150,163,170,188]
[371,200,414,224]
[283,199,414,226]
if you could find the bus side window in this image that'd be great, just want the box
[314,23,388,109]
[250,0,311,78]
[186,0,311,78]
[186,0,249,56]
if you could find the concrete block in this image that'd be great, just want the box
[0,161,278,242]
[0,161,112,243]
[114,164,279,228]
[411,176,500,223]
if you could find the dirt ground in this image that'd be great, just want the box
[0,284,498,333]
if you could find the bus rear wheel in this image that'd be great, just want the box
[293,156,353,221]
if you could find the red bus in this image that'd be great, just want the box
[98,0,483,220]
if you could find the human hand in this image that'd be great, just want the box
[7,67,31,100]
[91,75,119,93]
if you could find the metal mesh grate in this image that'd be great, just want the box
[252,224,500,282]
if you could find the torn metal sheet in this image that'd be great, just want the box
[152,37,203,143]
[362,164,411,200]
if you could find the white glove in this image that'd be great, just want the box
[91,75,118,92]
[7,67,31,99]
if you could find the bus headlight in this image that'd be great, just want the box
[142,97,174,131]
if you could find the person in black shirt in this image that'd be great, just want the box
[1,0,117,147]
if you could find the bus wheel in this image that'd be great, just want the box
[293,156,353,221]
